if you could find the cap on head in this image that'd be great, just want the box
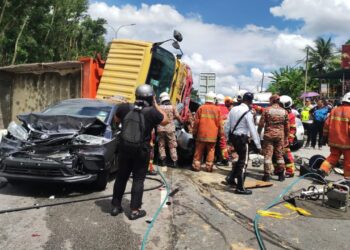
[216,94,225,104]
[160,92,170,103]
[270,94,280,104]
[242,92,254,103]
[280,95,293,109]
[205,91,216,103]
[342,92,350,104]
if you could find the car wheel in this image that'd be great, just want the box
[94,170,110,191]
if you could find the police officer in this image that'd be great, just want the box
[226,92,262,195]
[258,94,289,182]
[111,85,168,219]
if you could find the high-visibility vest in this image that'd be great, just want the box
[301,106,311,121]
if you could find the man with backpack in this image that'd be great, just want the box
[111,84,168,220]
[310,99,330,149]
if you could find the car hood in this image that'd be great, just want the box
[17,113,107,135]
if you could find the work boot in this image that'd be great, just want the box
[111,206,123,216]
[262,174,271,182]
[224,174,237,187]
[129,209,146,220]
[159,159,166,167]
[235,174,252,195]
[217,160,229,166]
[169,161,178,168]
[278,171,285,182]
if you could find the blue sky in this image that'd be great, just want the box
[104,0,302,29]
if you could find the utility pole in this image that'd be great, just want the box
[304,46,309,104]
[260,72,264,92]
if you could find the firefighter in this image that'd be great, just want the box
[157,92,182,168]
[224,96,234,111]
[319,92,350,178]
[258,94,289,182]
[226,92,262,195]
[215,94,229,165]
[278,95,296,177]
[192,92,221,172]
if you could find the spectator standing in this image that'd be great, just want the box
[310,99,330,149]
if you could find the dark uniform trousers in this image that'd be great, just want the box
[112,146,150,209]
[228,134,249,189]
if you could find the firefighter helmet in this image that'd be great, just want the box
[216,94,225,104]
[205,91,216,103]
[280,95,293,109]
[160,92,170,103]
[342,92,350,104]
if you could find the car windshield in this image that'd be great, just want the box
[146,46,176,97]
[43,102,112,123]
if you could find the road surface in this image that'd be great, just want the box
[0,146,348,250]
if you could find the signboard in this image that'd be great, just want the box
[320,83,328,94]
[198,73,216,102]
[341,45,350,69]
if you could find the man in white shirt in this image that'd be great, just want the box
[225,92,262,195]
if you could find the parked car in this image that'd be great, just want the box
[0,99,118,190]
[253,101,304,151]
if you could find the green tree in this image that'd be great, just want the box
[268,66,305,104]
[0,0,107,66]
[308,37,337,74]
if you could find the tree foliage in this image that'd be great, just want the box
[268,36,346,102]
[0,0,107,66]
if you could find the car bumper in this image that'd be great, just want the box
[0,156,98,184]
[0,172,97,183]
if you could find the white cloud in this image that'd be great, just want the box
[88,1,346,96]
[270,0,350,36]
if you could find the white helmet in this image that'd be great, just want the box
[280,95,293,109]
[205,91,216,103]
[237,90,248,101]
[216,94,225,104]
[342,92,350,104]
[160,92,170,103]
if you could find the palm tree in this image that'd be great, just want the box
[308,37,336,74]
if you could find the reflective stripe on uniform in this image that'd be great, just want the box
[330,116,350,122]
[328,143,350,149]
[200,114,218,119]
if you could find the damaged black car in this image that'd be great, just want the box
[0,99,118,190]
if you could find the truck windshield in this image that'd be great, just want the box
[146,46,176,97]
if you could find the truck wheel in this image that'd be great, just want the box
[94,170,110,191]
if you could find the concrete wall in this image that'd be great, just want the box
[0,71,81,129]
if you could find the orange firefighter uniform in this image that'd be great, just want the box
[320,104,350,177]
[217,103,230,162]
[284,111,296,177]
[193,103,221,172]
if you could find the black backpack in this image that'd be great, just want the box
[120,106,145,152]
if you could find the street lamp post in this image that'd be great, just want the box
[115,23,136,39]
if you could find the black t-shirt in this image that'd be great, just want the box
[116,103,164,142]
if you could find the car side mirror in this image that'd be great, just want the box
[173,30,183,42]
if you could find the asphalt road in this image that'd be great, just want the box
[0,146,348,250]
